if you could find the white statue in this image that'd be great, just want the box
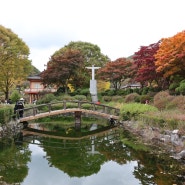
[86,65,101,102]
[86,65,100,80]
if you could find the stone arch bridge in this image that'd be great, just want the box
[19,101,120,129]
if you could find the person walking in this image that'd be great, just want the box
[14,98,25,118]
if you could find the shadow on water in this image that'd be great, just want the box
[0,123,185,185]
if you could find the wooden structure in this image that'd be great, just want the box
[19,101,120,129]
[24,75,57,103]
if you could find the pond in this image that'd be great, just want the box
[0,123,184,185]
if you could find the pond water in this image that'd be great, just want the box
[0,124,184,185]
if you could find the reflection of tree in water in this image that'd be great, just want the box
[39,128,139,177]
[121,129,185,185]
[132,150,185,185]
[38,129,121,177]
[97,136,132,164]
[28,127,185,184]
[41,138,106,177]
[0,139,31,184]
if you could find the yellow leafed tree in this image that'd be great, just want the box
[0,25,32,99]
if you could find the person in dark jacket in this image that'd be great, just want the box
[109,115,115,126]
[14,98,25,118]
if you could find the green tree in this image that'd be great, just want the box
[10,90,21,103]
[61,41,110,89]
[0,25,32,99]
[64,41,109,67]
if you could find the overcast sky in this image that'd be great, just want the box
[0,0,185,71]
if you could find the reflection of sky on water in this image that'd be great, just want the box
[21,143,141,185]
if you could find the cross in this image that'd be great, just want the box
[86,65,100,80]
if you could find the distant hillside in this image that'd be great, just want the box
[29,65,41,76]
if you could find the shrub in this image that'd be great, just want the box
[176,80,185,95]
[81,103,92,109]
[101,89,116,96]
[124,93,140,103]
[166,95,185,110]
[60,95,75,101]
[116,90,125,96]
[66,102,79,108]
[124,88,134,95]
[141,87,149,95]
[139,94,151,104]
[153,91,174,110]
[169,82,179,91]
[133,88,140,94]
[102,96,112,102]
[79,89,89,97]
[0,106,13,124]
[73,95,87,101]
[37,93,56,104]
[111,96,124,102]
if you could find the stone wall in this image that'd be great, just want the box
[0,120,23,139]
[120,120,185,160]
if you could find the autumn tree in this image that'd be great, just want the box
[55,41,110,89]
[40,48,84,93]
[133,42,164,88]
[155,30,185,80]
[0,25,32,99]
[97,58,133,90]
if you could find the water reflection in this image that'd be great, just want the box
[0,125,184,185]
[21,143,140,185]
[0,139,31,184]
[21,128,141,185]
[23,128,123,177]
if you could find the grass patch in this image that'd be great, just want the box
[120,103,158,121]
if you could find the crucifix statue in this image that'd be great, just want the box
[86,65,100,103]
[86,65,100,80]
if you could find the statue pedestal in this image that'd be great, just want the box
[89,80,98,103]
[86,65,100,103]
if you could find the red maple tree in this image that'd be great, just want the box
[133,42,164,88]
[97,58,133,90]
[40,49,84,93]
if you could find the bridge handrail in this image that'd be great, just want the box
[21,100,120,118]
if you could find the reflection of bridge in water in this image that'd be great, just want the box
[19,101,120,129]
[22,127,120,151]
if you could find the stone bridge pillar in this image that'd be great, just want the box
[75,111,82,130]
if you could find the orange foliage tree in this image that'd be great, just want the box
[155,30,185,79]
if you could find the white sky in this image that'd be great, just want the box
[0,0,185,71]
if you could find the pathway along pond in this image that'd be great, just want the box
[0,123,185,185]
